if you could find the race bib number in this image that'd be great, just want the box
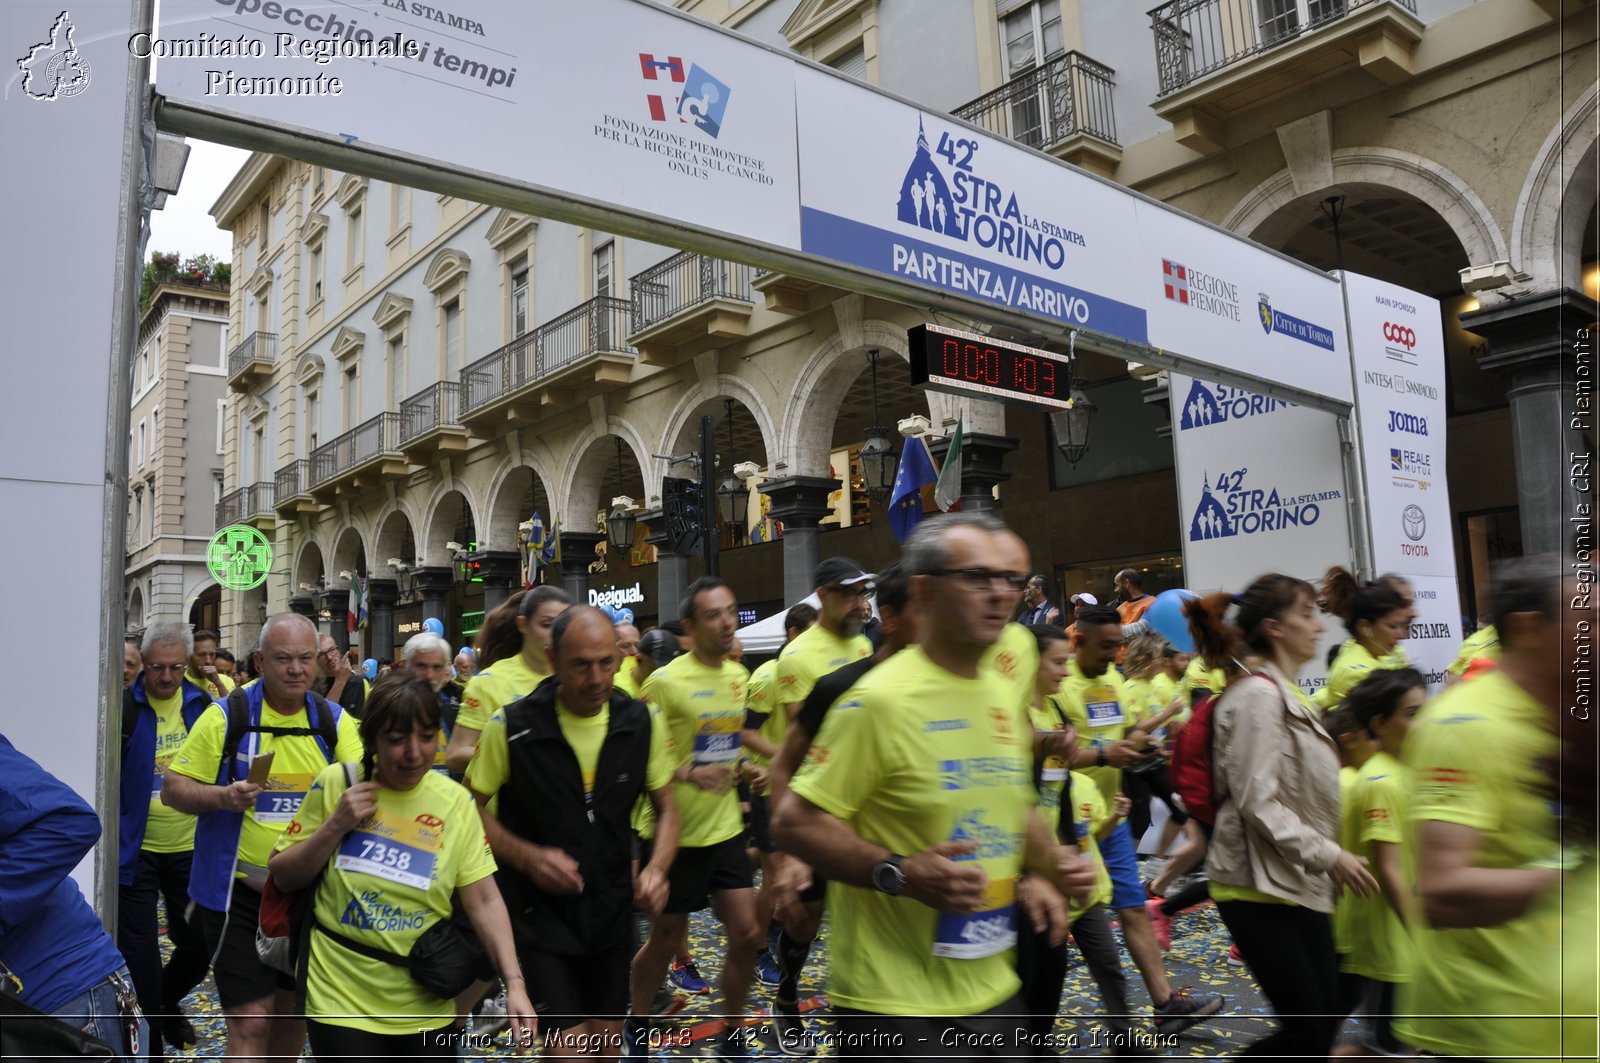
[933,876,1016,959]
[1085,698,1125,727]
[255,773,316,823]
[151,754,174,800]
[335,808,443,890]
[693,713,742,763]
[431,734,450,774]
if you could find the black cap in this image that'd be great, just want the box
[638,629,684,666]
[813,556,874,590]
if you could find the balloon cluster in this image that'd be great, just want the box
[596,605,636,625]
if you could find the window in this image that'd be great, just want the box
[148,481,157,539]
[213,472,224,508]
[258,202,270,252]
[138,346,150,387]
[314,167,325,196]
[828,44,868,81]
[1002,0,1063,76]
[133,490,143,545]
[218,324,229,369]
[388,336,406,407]
[347,206,364,270]
[137,420,146,466]
[512,267,530,336]
[390,185,410,233]
[251,427,265,483]
[309,244,324,303]
[443,300,462,375]
[593,241,614,299]
[343,366,358,430]
[215,398,225,455]
[150,408,158,460]
[255,293,269,334]
[306,390,320,452]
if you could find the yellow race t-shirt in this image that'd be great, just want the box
[275,765,496,1034]
[186,670,235,702]
[772,626,872,752]
[1056,659,1132,810]
[468,702,671,806]
[1562,855,1598,1061]
[614,657,642,700]
[455,654,546,734]
[1065,771,1113,919]
[1029,696,1074,838]
[983,623,1040,721]
[557,700,609,799]
[168,699,363,872]
[142,691,197,853]
[1396,670,1561,1060]
[790,646,1035,1016]
[1339,751,1413,983]
[1314,641,1410,712]
[641,653,748,849]
[745,658,781,774]
[1446,625,1501,677]
[1333,765,1359,955]
[1179,656,1228,708]
[631,700,679,840]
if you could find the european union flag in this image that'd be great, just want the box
[888,436,938,544]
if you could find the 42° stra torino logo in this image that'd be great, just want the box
[16,11,91,101]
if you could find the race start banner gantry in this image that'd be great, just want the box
[1343,272,1463,686]
[151,0,1352,409]
[1169,373,1352,699]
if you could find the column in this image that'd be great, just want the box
[1463,288,1598,555]
[366,578,399,663]
[412,566,455,633]
[287,594,317,620]
[641,508,690,625]
[927,432,1019,513]
[473,551,522,613]
[318,588,350,652]
[558,532,606,606]
[760,476,841,606]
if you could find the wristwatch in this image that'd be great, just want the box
[871,853,907,895]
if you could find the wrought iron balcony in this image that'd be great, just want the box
[308,412,406,494]
[273,459,311,514]
[1150,0,1418,97]
[399,381,469,456]
[226,331,277,390]
[535,295,634,377]
[459,333,535,419]
[952,51,1118,165]
[215,482,275,530]
[631,252,755,332]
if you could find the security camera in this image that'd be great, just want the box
[387,557,406,570]
[445,541,464,553]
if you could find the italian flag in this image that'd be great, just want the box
[934,417,964,513]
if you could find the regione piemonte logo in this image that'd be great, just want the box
[16,10,91,101]
[638,53,730,138]
[1162,260,1190,304]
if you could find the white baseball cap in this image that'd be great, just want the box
[1070,592,1099,605]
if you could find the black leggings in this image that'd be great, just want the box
[1215,900,1341,1059]
[1123,764,1188,843]
[306,1019,454,1063]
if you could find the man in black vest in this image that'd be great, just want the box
[469,605,680,1061]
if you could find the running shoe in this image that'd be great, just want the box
[1153,989,1225,1036]
[772,999,818,1056]
[667,957,711,994]
[621,1017,650,1063]
[754,948,783,987]
[1145,898,1173,952]
[1227,943,1246,967]
[161,1013,197,1050]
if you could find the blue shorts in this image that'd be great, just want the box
[1099,821,1145,911]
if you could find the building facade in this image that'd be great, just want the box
[213,0,1597,657]
[127,282,230,638]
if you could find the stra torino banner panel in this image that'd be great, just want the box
[154,0,802,249]
[1169,374,1354,698]
[1343,272,1463,685]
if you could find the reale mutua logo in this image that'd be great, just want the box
[16,11,91,101]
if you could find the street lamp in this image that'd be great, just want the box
[607,498,637,555]
[717,400,749,542]
[859,349,897,501]
[1048,332,1096,467]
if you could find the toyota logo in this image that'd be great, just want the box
[1402,504,1426,541]
[1383,323,1417,350]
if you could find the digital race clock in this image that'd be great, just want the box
[907,324,1075,410]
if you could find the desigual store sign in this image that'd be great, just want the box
[590,583,647,612]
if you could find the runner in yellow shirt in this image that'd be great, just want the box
[1314,567,1412,712]
[444,586,571,775]
[1399,558,1568,1061]
[613,622,642,698]
[268,676,533,1058]
[187,628,235,701]
[1445,619,1500,683]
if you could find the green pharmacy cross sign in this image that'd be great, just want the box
[208,525,273,591]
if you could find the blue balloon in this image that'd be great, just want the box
[1145,588,1198,654]
[616,608,635,625]
[423,617,445,636]
[363,658,378,680]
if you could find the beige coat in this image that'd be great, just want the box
[1208,661,1343,912]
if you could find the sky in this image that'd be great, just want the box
[148,138,252,263]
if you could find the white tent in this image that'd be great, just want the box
[736,592,820,655]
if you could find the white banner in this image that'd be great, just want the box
[154,0,802,249]
[1170,374,1354,698]
[1343,272,1462,683]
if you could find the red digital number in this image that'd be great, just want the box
[1039,357,1056,397]
[1016,355,1037,393]
[941,339,962,378]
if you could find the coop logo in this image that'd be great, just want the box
[1177,379,1293,431]
[16,11,91,101]
[1400,504,1429,557]
[1161,260,1242,322]
[638,53,730,138]
[1364,371,1440,402]
[1257,293,1336,350]
[1388,410,1429,437]
[1188,467,1341,542]
[1382,321,1420,366]
[1389,448,1432,477]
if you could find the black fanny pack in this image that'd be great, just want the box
[314,906,492,999]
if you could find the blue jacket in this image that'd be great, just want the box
[117,675,212,886]
[0,734,125,1012]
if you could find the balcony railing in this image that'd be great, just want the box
[460,333,534,415]
[399,381,463,444]
[535,295,633,377]
[952,51,1118,150]
[227,331,277,378]
[630,253,755,335]
[215,482,275,529]
[309,413,401,487]
[275,459,308,502]
[1150,0,1414,96]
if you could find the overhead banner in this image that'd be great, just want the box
[1344,272,1462,685]
[153,0,802,249]
[1170,374,1353,698]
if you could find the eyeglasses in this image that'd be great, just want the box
[927,568,1029,592]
